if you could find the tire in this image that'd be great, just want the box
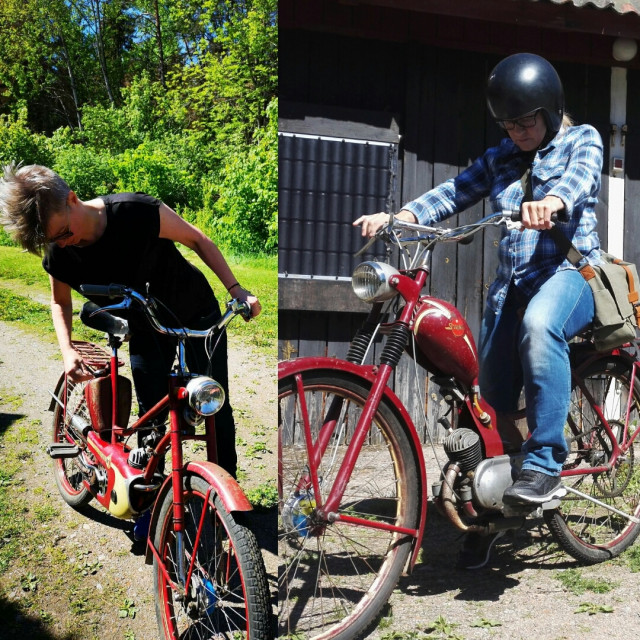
[51,378,93,508]
[278,370,420,640]
[153,474,271,639]
[545,356,640,563]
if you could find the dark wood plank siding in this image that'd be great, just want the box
[280,23,615,442]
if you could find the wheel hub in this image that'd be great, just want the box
[282,491,319,537]
[185,576,218,619]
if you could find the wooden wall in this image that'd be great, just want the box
[279,12,619,441]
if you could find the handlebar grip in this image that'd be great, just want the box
[510,209,567,223]
[238,300,252,320]
[79,284,127,298]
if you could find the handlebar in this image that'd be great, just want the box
[381,208,567,246]
[78,283,127,298]
[380,211,513,247]
[509,209,566,223]
[360,209,569,270]
[78,284,252,338]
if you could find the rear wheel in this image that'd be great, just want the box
[546,357,640,563]
[279,370,420,640]
[51,377,93,508]
[153,474,271,639]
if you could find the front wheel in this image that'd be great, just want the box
[51,377,93,508]
[545,356,640,563]
[153,474,271,639]
[279,370,420,640]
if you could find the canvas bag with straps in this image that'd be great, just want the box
[548,226,640,350]
[520,156,640,351]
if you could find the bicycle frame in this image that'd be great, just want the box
[55,297,254,599]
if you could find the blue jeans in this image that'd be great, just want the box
[478,269,594,476]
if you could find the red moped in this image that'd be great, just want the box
[278,213,640,640]
[48,284,272,640]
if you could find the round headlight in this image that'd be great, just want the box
[351,261,400,302]
[186,377,226,416]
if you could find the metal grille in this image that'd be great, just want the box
[279,133,397,279]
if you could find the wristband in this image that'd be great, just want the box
[226,282,241,292]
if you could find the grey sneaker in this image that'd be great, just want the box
[503,469,566,505]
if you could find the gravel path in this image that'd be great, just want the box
[359,445,640,640]
[0,320,276,639]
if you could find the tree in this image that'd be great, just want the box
[166,0,277,144]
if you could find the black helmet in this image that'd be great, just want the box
[487,53,564,132]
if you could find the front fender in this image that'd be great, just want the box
[145,462,252,565]
[279,357,428,573]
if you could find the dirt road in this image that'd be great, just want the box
[356,449,640,640]
[0,320,277,640]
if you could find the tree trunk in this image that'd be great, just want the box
[153,0,166,89]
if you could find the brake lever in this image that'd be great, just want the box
[89,297,132,318]
[355,234,378,257]
[230,298,252,320]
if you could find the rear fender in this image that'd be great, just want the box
[279,357,428,572]
[144,461,252,565]
[48,372,67,413]
[570,343,636,376]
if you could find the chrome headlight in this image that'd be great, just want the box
[351,261,400,303]
[186,376,226,416]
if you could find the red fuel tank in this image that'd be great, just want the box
[412,296,479,386]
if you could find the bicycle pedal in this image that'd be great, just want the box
[46,443,80,459]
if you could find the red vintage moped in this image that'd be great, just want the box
[278,212,640,640]
[48,284,271,640]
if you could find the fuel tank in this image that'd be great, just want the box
[412,296,480,386]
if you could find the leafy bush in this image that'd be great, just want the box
[211,99,277,254]
[53,146,116,200]
[111,143,199,209]
[121,72,178,140]
[0,227,16,248]
[80,104,140,154]
[0,110,52,167]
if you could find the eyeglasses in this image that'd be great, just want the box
[498,111,539,131]
[46,206,73,244]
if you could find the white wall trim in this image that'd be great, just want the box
[607,66,627,258]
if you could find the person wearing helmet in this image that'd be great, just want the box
[354,53,602,567]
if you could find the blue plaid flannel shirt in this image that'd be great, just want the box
[402,124,603,313]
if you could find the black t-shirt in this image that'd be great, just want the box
[42,193,216,329]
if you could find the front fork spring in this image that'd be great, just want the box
[379,323,410,368]
[346,325,376,364]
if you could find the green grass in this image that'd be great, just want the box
[192,251,277,354]
[244,480,278,510]
[0,245,276,358]
[0,390,149,638]
[554,568,617,595]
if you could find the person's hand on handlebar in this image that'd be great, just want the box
[520,195,565,230]
[353,210,418,238]
[228,284,261,320]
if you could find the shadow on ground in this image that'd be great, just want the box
[0,596,74,640]
[0,412,25,438]
[396,504,576,604]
